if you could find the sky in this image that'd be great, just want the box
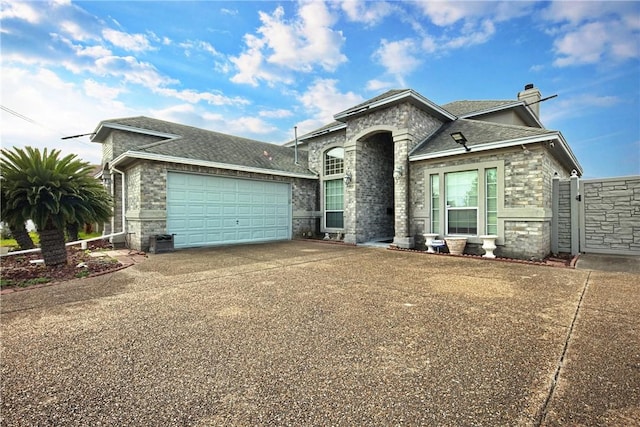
[1,1,639,179]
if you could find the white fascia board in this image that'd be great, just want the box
[410,132,583,173]
[298,122,347,141]
[91,123,179,142]
[111,151,318,180]
[334,90,456,121]
[555,132,583,175]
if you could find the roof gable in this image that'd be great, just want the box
[96,117,315,177]
[334,89,455,122]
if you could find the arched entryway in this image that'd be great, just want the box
[354,131,395,243]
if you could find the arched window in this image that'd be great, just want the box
[323,147,344,229]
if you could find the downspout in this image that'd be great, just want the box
[294,126,299,165]
[111,167,126,233]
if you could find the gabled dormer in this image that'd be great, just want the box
[443,84,546,129]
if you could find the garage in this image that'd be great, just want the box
[167,172,291,248]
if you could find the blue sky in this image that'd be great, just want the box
[1,1,638,178]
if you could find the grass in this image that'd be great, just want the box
[0,231,102,249]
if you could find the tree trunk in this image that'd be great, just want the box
[66,222,80,242]
[39,227,67,266]
[9,224,35,250]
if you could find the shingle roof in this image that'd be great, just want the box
[338,89,407,115]
[98,116,315,177]
[442,100,518,116]
[411,119,557,157]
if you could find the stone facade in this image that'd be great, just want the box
[411,145,571,259]
[104,160,317,252]
[96,91,583,259]
[556,180,572,253]
[580,177,640,254]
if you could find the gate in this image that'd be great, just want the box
[552,174,640,256]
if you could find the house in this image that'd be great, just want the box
[92,84,582,260]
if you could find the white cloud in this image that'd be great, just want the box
[74,44,112,58]
[0,1,41,24]
[372,38,421,85]
[297,79,364,133]
[83,78,125,102]
[102,28,154,52]
[417,1,532,26]
[366,79,395,92]
[230,2,346,86]
[0,66,134,164]
[340,0,393,25]
[541,1,640,67]
[179,40,221,57]
[259,109,293,118]
[542,93,621,124]
[443,19,495,49]
[93,55,176,87]
[154,87,250,106]
[59,20,94,41]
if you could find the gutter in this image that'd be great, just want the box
[111,151,318,179]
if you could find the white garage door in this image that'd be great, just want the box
[167,172,291,248]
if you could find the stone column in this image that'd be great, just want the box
[343,139,358,245]
[392,129,414,249]
[551,174,560,255]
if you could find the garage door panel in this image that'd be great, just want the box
[168,173,291,248]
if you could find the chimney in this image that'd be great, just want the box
[518,83,542,118]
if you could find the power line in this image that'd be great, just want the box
[0,104,66,137]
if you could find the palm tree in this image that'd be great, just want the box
[0,147,112,266]
[1,188,36,250]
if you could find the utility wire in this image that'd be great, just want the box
[1,104,66,137]
[1,105,96,148]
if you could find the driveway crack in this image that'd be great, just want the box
[535,271,591,426]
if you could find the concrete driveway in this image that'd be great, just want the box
[2,241,638,426]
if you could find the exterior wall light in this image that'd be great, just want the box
[393,165,404,179]
[343,172,352,186]
[450,132,471,152]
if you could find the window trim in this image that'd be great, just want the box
[426,160,504,243]
[321,145,346,232]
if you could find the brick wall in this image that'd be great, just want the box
[411,146,570,259]
[354,133,394,241]
[121,160,318,251]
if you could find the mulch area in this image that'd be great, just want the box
[0,241,128,292]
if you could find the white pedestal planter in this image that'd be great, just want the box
[423,233,439,253]
[480,235,498,258]
[445,237,467,255]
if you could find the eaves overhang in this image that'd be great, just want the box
[110,151,319,180]
[409,132,583,175]
[91,122,180,143]
[298,122,347,141]
[334,90,456,122]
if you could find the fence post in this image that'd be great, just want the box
[570,170,580,255]
[551,174,560,255]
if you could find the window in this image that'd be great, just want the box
[485,168,498,235]
[429,162,502,237]
[431,174,440,233]
[446,170,478,234]
[323,147,344,229]
[325,147,344,175]
[325,179,344,228]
